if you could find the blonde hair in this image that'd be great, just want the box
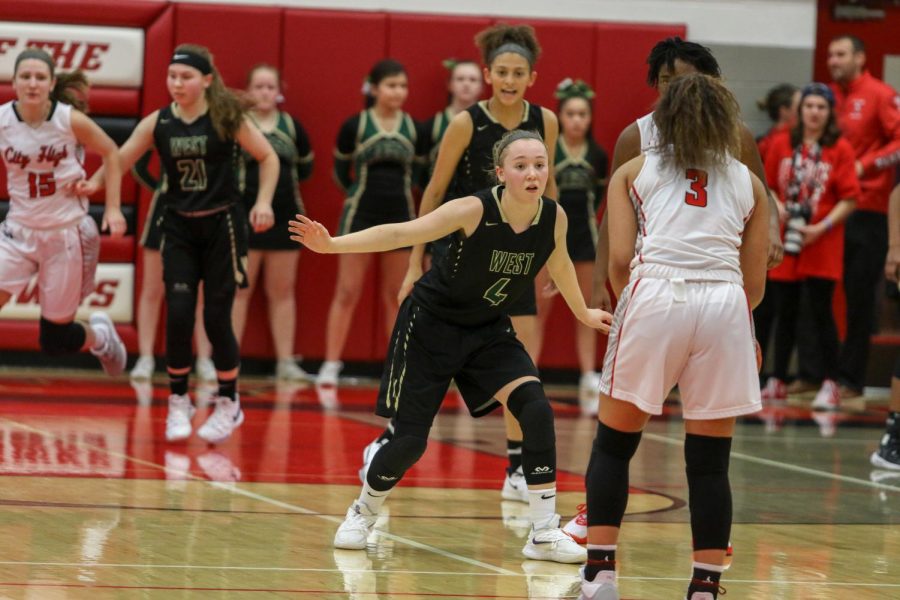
[653,73,742,169]
[174,44,244,139]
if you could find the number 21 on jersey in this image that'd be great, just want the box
[684,168,708,208]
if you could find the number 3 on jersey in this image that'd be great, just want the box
[684,168,708,207]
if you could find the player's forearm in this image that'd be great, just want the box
[255,153,279,208]
[552,260,591,323]
[101,152,121,209]
[591,215,610,295]
[408,183,447,268]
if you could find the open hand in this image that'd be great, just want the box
[397,264,422,303]
[288,214,334,253]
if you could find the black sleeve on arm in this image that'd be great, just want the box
[333,114,359,193]
[292,116,314,181]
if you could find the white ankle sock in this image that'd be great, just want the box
[528,486,557,528]
[357,481,391,514]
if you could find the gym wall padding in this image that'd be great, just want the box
[0,0,684,369]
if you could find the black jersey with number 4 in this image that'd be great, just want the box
[412,186,557,327]
[153,104,240,213]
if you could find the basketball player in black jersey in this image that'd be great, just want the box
[86,44,278,444]
[390,24,560,502]
[290,130,611,564]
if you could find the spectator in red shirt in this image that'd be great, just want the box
[757,83,800,161]
[760,83,859,407]
[828,34,900,401]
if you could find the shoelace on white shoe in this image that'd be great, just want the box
[343,506,376,532]
[532,527,574,545]
[203,400,239,434]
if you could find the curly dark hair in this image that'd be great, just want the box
[646,37,720,87]
[653,73,742,170]
[475,24,541,68]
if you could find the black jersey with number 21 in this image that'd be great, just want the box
[412,185,557,327]
[153,104,241,213]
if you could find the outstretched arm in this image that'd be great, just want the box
[290,195,483,255]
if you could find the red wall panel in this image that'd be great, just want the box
[813,0,900,83]
[0,0,166,28]
[173,3,283,89]
[279,10,389,362]
[386,13,491,119]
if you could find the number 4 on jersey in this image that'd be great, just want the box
[684,168,708,207]
[483,277,511,307]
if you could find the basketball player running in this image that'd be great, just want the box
[381,24,560,503]
[578,74,768,600]
[290,130,612,564]
[0,48,126,374]
[84,44,278,444]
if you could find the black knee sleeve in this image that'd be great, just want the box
[365,420,430,492]
[507,381,556,486]
[685,434,732,551]
[203,291,239,371]
[586,421,642,527]
[39,318,86,356]
[166,283,197,369]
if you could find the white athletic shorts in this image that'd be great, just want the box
[599,277,762,420]
[0,215,100,321]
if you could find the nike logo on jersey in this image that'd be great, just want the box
[477,124,490,131]
[485,221,499,226]
[159,118,171,124]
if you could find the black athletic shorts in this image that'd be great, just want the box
[160,204,249,296]
[376,298,539,425]
[560,196,597,262]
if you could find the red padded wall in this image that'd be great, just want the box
[173,3,283,90]
[387,14,491,118]
[280,10,389,362]
[813,0,900,83]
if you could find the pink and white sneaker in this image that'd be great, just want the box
[811,379,840,411]
[562,503,587,544]
[760,377,786,402]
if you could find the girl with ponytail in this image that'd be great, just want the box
[85,43,279,445]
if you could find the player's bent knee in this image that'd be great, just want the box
[506,381,555,451]
[39,318,86,356]
[365,421,429,491]
[594,420,643,462]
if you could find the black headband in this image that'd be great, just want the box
[170,50,211,75]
